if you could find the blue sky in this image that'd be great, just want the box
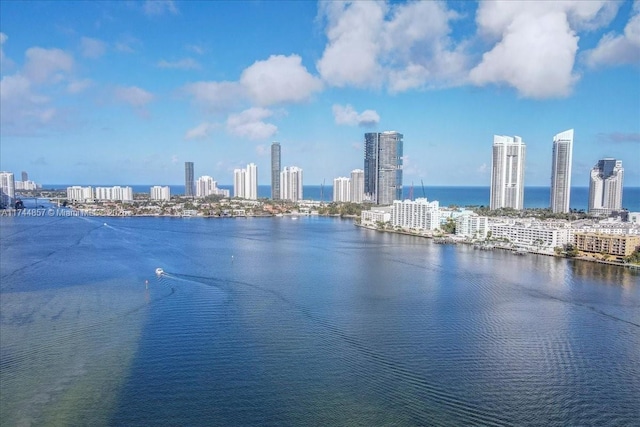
[1,0,639,187]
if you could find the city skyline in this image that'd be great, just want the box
[0,1,638,187]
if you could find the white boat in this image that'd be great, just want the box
[155,268,164,276]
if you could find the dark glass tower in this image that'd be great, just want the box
[185,162,195,197]
[364,132,403,205]
[271,142,281,200]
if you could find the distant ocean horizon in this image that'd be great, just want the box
[40,184,640,212]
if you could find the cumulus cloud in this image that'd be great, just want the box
[584,4,640,68]
[157,58,201,70]
[0,32,12,69]
[114,86,154,107]
[80,37,107,58]
[184,122,217,140]
[316,1,466,92]
[240,54,322,105]
[0,74,56,134]
[23,47,74,84]
[332,104,380,127]
[143,0,178,16]
[470,1,619,98]
[226,107,277,140]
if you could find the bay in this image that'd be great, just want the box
[1,215,639,426]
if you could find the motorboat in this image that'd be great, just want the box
[155,268,164,276]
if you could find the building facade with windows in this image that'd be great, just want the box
[271,142,281,200]
[391,198,440,231]
[280,166,303,202]
[588,158,623,215]
[364,131,403,205]
[150,186,171,201]
[185,162,195,197]
[550,129,574,213]
[490,135,526,210]
[333,177,351,202]
[0,172,16,208]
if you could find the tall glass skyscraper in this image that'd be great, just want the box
[185,162,195,197]
[550,129,574,213]
[364,131,403,205]
[589,158,624,215]
[271,142,281,200]
[490,135,526,210]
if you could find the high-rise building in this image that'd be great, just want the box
[490,135,526,210]
[95,186,133,201]
[550,129,574,213]
[245,163,258,200]
[588,158,624,215]
[271,142,281,200]
[233,168,246,198]
[185,162,195,197]
[150,186,171,201]
[350,169,364,203]
[66,186,94,201]
[364,131,403,205]
[333,177,351,202]
[233,163,258,199]
[21,171,28,181]
[281,166,303,202]
[0,172,16,208]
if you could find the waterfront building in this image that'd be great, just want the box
[630,212,640,225]
[21,171,28,181]
[392,198,440,231]
[185,162,195,197]
[95,186,133,201]
[361,206,393,227]
[588,158,623,215]
[233,168,245,198]
[271,142,281,200]
[364,131,403,205]
[280,166,303,202]
[0,171,16,208]
[150,186,171,201]
[573,232,640,260]
[66,186,94,202]
[550,129,574,213]
[489,219,572,249]
[333,177,351,202]
[456,214,489,239]
[490,135,526,210]
[15,180,37,191]
[245,163,258,200]
[350,169,364,203]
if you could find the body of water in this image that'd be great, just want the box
[1,213,639,426]
[39,185,640,211]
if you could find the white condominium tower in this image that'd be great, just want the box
[588,158,624,215]
[0,171,15,208]
[150,186,171,201]
[550,129,574,213]
[280,166,303,202]
[333,177,351,202]
[364,131,403,205]
[350,169,364,203]
[490,135,526,210]
[233,163,258,200]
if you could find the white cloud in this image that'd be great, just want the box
[80,37,107,59]
[226,107,277,140]
[143,0,178,16]
[470,1,619,98]
[67,78,93,94]
[240,54,322,106]
[182,81,244,112]
[114,86,154,107]
[0,74,56,134]
[0,32,11,69]
[317,1,466,92]
[255,144,268,156]
[584,4,640,68]
[332,104,380,127]
[157,57,201,70]
[23,47,74,84]
[184,122,217,140]
[185,44,206,55]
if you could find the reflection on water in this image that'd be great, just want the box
[1,216,639,426]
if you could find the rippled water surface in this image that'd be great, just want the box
[1,215,639,426]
